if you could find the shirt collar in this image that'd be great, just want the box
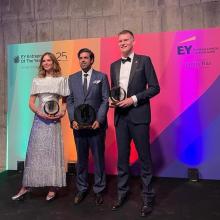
[82,68,93,77]
[121,52,134,60]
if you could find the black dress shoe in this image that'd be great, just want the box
[74,192,87,205]
[140,202,153,217]
[95,193,103,205]
[112,195,127,211]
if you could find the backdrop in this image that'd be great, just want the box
[7,27,220,179]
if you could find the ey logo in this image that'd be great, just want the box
[177,36,196,55]
[177,45,192,55]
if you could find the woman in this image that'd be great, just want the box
[12,52,69,201]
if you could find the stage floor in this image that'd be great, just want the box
[0,171,220,220]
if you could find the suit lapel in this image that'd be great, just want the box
[85,70,96,98]
[77,72,84,98]
[115,60,121,86]
[128,54,139,87]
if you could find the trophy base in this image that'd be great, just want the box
[47,114,57,117]
[78,125,93,130]
[110,100,120,107]
[111,101,120,105]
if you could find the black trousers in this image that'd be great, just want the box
[116,116,155,203]
[74,129,106,194]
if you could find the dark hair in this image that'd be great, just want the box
[77,48,95,61]
[38,52,61,78]
[118,30,134,38]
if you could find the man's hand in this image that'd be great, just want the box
[72,121,79,130]
[109,98,117,108]
[116,97,134,108]
[92,120,100,129]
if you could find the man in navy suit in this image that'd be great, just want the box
[67,48,109,205]
[110,30,160,216]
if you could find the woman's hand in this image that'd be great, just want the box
[36,110,51,120]
[36,110,60,120]
[54,110,66,119]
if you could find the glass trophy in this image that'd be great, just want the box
[74,104,96,129]
[43,100,60,116]
[110,86,126,104]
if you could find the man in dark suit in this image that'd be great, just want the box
[67,48,109,205]
[110,30,160,216]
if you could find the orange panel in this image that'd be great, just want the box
[52,39,100,165]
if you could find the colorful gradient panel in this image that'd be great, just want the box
[7,42,52,170]
[7,39,101,170]
[7,27,220,179]
[101,27,220,179]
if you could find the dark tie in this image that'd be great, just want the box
[83,73,88,95]
[121,57,131,64]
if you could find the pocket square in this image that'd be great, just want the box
[93,80,101,84]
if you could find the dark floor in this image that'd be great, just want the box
[0,171,220,220]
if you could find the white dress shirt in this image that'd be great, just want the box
[119,53,137,106]
[82,68,93,90]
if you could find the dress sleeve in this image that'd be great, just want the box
[30,78,38,95]
[59,76,70,97]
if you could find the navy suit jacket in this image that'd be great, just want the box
[110,54,160,125]
[67,69,110,128]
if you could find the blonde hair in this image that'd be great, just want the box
[38,52,62,78]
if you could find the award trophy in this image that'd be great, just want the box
[110,86,126,105]
[43,100,60,116]
[74,104,96,129]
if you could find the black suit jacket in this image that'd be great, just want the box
[110,54,160,125]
